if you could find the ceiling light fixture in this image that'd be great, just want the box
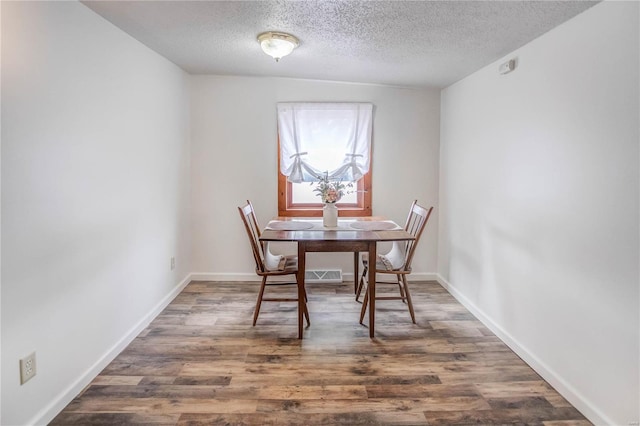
[257,31,299,62]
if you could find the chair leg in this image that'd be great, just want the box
[396,274,406,302]
[355,263,368,301]
[302,285,311,326]
[401,275,416,324]
[359,279,369,324]
[353,252,359,294]
[253,276,267,326]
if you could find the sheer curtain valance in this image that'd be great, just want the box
[277,102,373,183]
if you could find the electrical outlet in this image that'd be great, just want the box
[171,257,175,270]
[20,352,37,385]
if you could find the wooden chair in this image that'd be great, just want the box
[238,201,310,327]
[357,200,433,324]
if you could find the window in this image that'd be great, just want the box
[276,103,373,217]
[278,158,372,217]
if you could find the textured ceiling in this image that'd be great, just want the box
[83,1,598,88]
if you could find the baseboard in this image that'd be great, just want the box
[32,273,193,426]
[190,272,261,282]
[190,272,440,283]
[435,274,613,426]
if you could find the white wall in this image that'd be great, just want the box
[439,2,639,425]
[190,76,440,281]
[1,2,191,425]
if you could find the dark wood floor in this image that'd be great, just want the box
[52,280,590,425]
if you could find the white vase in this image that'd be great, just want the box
[323,203,338,227]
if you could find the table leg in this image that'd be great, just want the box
[368,241,376,338]
[297,241,306,339]
[353,252,359,294]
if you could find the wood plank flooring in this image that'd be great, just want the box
[51,280,590,425]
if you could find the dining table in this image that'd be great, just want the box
[259,217,415,339]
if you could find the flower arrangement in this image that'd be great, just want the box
[313,172,353,204]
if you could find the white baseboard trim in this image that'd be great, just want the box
[190,272,261,282]
[33,273,193,426]
[434,274,612,426]
[190,272,440,283]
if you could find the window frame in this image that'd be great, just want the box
[277,138,372,217]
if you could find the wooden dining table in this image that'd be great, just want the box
[259,217,414,339]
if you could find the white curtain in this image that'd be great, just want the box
[277,102,373,183]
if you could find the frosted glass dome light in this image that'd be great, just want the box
[258,31,299,62]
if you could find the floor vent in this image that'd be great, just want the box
[305,269,343,283]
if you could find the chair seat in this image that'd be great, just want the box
[260,254,298,275]
[361,253,402,272]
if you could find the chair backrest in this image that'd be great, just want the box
[401,200,433,271]
[238,201,266,274]
[246,200,260,238]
